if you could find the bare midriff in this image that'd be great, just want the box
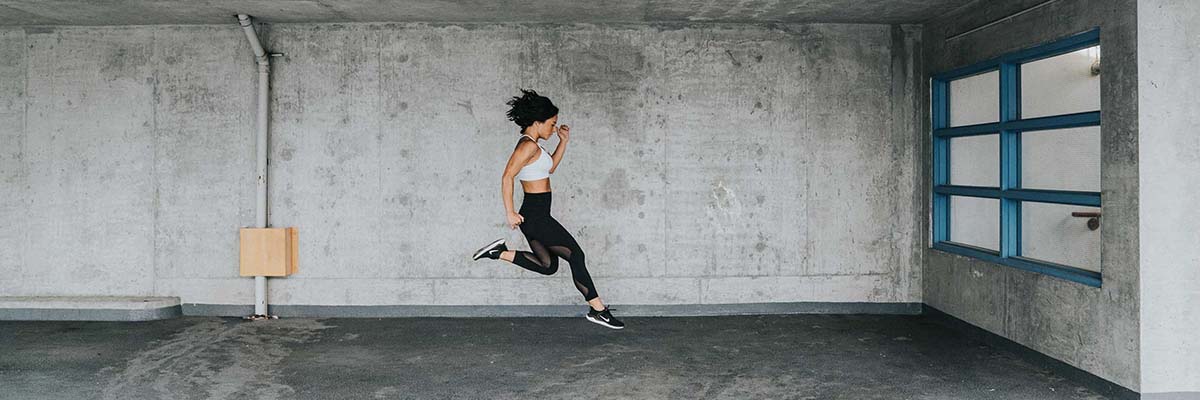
[521,177,551,194]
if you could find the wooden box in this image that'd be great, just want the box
[239,227,298,277]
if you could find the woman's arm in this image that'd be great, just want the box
[548,124,570,174]
[501,141,538,228]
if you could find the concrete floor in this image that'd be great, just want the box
[0,315,1108,399]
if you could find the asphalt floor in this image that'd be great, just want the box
[0,314,1110,399]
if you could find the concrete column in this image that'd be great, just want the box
[1137,0,1200,396]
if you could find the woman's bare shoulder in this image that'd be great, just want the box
[512,137,539,152]
[509,138,540,163]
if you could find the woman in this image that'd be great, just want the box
[472,89,624,330]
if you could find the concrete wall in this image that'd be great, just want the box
[921,0,1141,391]
[0,26,258,299]
[0,22,923,308]
[1137,0,1200,395]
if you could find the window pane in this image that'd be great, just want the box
[1020,126,1101,191]
[1020,46,1101,119]
[1021,202,1101,272]
[950,134,998,187]
[950,196,999,251]
[949,70,999,127]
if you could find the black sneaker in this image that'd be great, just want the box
[586,306,625,329]
[472,238,507,260]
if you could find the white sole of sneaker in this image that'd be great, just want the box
[472,238,506,260]
[586,314,624,330]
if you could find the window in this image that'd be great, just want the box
[931,29,1103,287]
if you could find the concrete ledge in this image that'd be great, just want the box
[1142,393,1200,400]
[183,302,923,317]
[0,296,182,321]
[922,305,1140,400]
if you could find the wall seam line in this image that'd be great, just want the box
[888,24,902,301]
[375,27,385,304]
[21,28,30,285]
[150,28,160,297]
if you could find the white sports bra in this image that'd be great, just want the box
[515,134,552,181]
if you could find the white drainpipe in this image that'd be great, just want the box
[238,14,272,318]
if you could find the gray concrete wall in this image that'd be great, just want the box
[1136,0,1200,395]
[921,0,1141,391]
[0,23,922,308]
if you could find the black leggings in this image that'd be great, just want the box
[511,191,599,301]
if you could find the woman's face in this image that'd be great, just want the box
[531,115,558,138]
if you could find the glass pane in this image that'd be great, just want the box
[1020,45,1101,119]
[1021,202,1101,272]
[949,70,999,127]
[950,134,998,187]
[950,196,999,251]
[1021,126,1101,191]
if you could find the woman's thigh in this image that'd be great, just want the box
[520,216,578,250]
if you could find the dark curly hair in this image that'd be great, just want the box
[505,89,559,134]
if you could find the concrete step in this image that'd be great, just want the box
[0,296,181,321]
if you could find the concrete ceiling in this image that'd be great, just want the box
[0,0,975,26]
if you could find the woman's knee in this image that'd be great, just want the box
[539,258,560,275]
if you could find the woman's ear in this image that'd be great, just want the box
[534,120,546,137]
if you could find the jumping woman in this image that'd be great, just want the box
[471,89,625,330]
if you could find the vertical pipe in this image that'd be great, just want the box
[254,50,268,230]
[239,14,271,317]
[254,60,268,316]
[254,276,267,315]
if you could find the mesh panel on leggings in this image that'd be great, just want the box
[513,239,557,275]
[548,245,588,297]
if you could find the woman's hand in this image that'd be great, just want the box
[556,124,570,142]
[507,212,525,229]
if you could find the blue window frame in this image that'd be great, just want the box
[931,29,1102,287]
